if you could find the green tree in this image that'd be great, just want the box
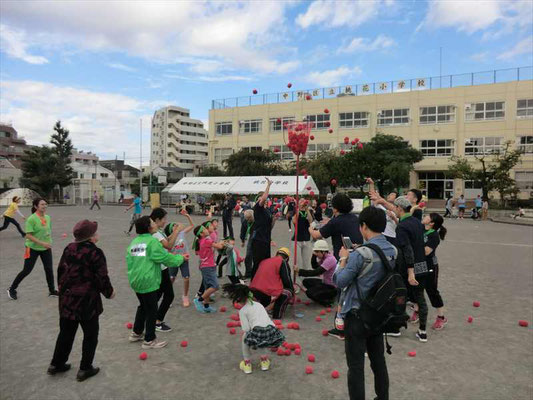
[50,121,74,200]
[20,146,58,198]
[300,150,344,193]
[199,165,226,177]
[224,149,284,176]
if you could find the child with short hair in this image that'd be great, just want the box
[223,283,285,374]
[192,224,225,313]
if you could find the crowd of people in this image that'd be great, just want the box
[2,180,451,400]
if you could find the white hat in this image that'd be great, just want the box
[312,240,330,252]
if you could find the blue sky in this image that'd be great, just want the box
[1,0,531,166]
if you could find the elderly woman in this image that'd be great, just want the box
[48,220,115,382]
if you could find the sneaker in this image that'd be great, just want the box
[193,298,206,313]
[142,339,168,349]
[416,330,428,343]
[328,329,345,340]
[260,357,271,371]
[385,331,402,337]
[76,367,100,382]
[155,322,172,332]
[240,360,252,374]
[7,288,17,300]
[203,305,217,313]
[432,317,448,330]
[409,311,419,323]
[129,332,144,342]
[48,290,59,297]
[47,363,71,375]
[182,296,190,307]
[288,229,292,232]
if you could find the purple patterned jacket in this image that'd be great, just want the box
[57,241,114,320]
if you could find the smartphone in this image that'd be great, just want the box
[342,236,354,251]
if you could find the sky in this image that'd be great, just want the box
[1,0,532,166]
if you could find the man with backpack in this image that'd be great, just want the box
[333,206,399,400]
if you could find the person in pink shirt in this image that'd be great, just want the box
[296,240,338,307]
[192,224,224,313]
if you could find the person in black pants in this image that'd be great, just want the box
[251,178,274,279]
[222,193,236,238]
[0,196,26,237]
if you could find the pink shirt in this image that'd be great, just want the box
[210,231,218,241]
[320,253,337,287]
[198,236,215,268]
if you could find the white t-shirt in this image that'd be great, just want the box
[152,230,169,270]
[376,204,396,238]
[170,231,189,256]
[239,301,275,332]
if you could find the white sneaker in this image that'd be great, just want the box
[142,339,168,349]
[129,332,144,342]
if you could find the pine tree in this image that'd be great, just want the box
[20,146,58,198]
[50,121,74,201]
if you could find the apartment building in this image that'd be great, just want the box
[208,67,533,199]
[151,106,208,173]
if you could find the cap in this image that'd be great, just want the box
[312,240,329,252]
[73,220,98,242]
[394,196,411,210]
[277,247,291,257]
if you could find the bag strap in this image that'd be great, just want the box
[362,243,394,272]
[352,242,394,302]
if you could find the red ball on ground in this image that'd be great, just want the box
[295,348,302,355]
[219,306,227,312]
[139,352,148,360]
[292,322,300,330]
[467,316,474,323]
[270,347,278,352]
[408,351,416,357]
[180,340,188,347]
[473,301,480,307]
[125,322,133,329]
[304,300,311,306]
[295,343,301,349]
[277,348,285,356]
[305,366,313,374]
[320,310,326,315]
[308,354,316,362]
[287,322,294,329]
[233,302,242,310]
[226,322,235,328]
[331,370,340,379]
[285,349,291,356]
[326,307,332,313]
[296,297,302,303]
[274,319,282,325]
[229,328,236,335]
[230,314,239,321]
[322,329,329,336]
[316,316,322,322]
[288,343,296,350]
[282,341,289,348]
[518,320,529,327]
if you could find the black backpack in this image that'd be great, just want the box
[353,243,409,353]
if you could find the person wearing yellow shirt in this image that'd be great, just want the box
[0,196,26,238]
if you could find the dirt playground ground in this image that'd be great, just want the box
[0,206,531,400]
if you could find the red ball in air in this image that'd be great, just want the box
[220,306,227,312]
[328,128,333,134]
[473,301,480,307]
[304,174,308,179]
[322,329,329,336]
[305,366,313,374]
[306,95,312,100]
[310,135,315,141]
[324,108,329,114]
[351,140,356,146]
[180,340,188,347]
[139,352,148,360]
[276,118,281,123]
[320,203,327,209]
[344,137,349,144]
[331,370,340,379]
[229,328,236,335]
[308,354,316,362]
[125,322,133,329]
[467,316,474,323]
[357,143,363,149]
[330,179,337,186]
[315,316,322,322]
[287,83,292,88]
[234,204,240,211]
[340,150,346,155]
[354,138,360,143]
[295,348,302,355]
[408,351,416,357]
[309,191,315,197]
[518,320,529,327]
[253,89,258,94]
[306,186,312,190]
[301,168,307,175]
[325,121,330,127]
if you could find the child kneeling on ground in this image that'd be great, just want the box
[223,283,285,374]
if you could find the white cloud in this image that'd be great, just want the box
[497,37,533,60]
[470,52,490,62]
[0,80,168,165]
[338,35,395,54]
[305,66,362,87]
[296,0,391,29]
[0,1,299,74]
[0,24,48,64]
[107,63,136,72]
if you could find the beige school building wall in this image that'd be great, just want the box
[208,80,533,200]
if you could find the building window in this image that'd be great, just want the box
[515,171,533,190]
[465,137,503,155]
[241,146,262,153]
[269,117,294,132]
[518,136,533,153]
[306,114,330,130]
[269,145,295,160]
[215,122,233,136]
[339,112,369,128]
[419,105,455,124]
[464,180,482,189]
[239,119,262,134]
[214,148,233,164]
[305,143,331,158]
[378,108,409,126]
[465,101,505,121]
[517,99,533,118]
[419,139,454,157]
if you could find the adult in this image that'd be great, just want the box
[291,198,313,271]
[251,178,275,279]
[406,188,423,220]
[286,197,296,232]
[0,196,26,237]
[240,209,255,278]
[90,191,101,211]
[296,240,337,307]
[8,198,57,300]
[124,193,142,236]
[222,193,237,238]
[366,178,398,245]
[239,195,252,246]
[197,194,206,214]
[444,195,454,218]
[481,198,489,221]
[457,194,466,219]
[311,199,323,222]
[118,193,124,203]
[333,206,396,400]
[126,216,187,349]
[309,193,363,260]
[48,220,115,382]
[249,248,294,320]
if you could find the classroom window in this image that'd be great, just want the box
[269,117,295,132]
[419,105,456,124]
[378,108,409,126]
[239,119,262,134]
[465,137,503,155]
[306,114,331,130]
[339,112,369,128]
[269,145,294,160]
[465,101,505,121]
[464,180,482,189]
[214,148,233,164]
[305,143,331,158]
[517,99,533,118]
[518,136,533,153]
[215,122,232,136]
[419,139,455,157]
[241,146,262,153]
[515,171,533,190]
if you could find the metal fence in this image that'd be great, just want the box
[212,66,533,109]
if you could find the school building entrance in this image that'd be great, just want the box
[418,172,454,199]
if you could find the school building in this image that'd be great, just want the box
[207,67,533,200]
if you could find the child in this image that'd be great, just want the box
[192,224,225,313]
[165,210,195,307]
[223,283,285,374]
[421,213,448,330]
[217,237,244,286]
